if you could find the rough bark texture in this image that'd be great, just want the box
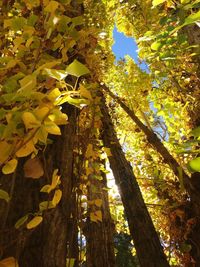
[86,165,116,267]
[0,104,78,267]
[103,86,200,213]
[100,93,169,267]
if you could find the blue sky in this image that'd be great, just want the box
[112,26,148,71]
[112,26,138,62]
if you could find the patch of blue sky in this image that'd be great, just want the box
[112,25,149,72]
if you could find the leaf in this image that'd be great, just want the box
[94,199,103,207]
[0,141,13,163]
[44,1,59,13]
[188,157,200,172]
[151,41,163,51]
[52,189,62,206]
[22,112,41,130]
[191,126,200,138]
[104,147,112,157]
[90,210,102,222]
[0,189,10,202]
[2,159,18,175]
[66,258,75,267]
[43,68,68,81]
[24,157,44,179]
[35,126,48,144]
[183,10,200,26]
[27,216,43,229]
[0,257,19,267]
[79,85,92,100]
[34,107,50,120]
[152,0,167,7]
[15,214,29,229]
[40,184,52,193]
[44,120,61,135]
[66,60,90,77]
[16,141,35,158]
[19,75,37,92]
[39,201,55,211]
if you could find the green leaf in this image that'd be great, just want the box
[191,126,200,138]
[66,60,90,77]
[152,0,167,7]
[44,1,59,13]
[183,10,200,26]
[0,189,10,202]
[15,214,29,229]
[43,68,68,80]
[12,17,27,31]
[188,157,200,172]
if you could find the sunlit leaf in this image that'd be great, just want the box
[152,0,167,7]
[22,112,41,130]
[188,157,200,172]
[52,189,62,206]
[66,60,90,77]
[16,141,35,158]
[0,257,19,267]
[44,121,61,135]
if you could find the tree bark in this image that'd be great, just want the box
[103,85,200,213]
[100,92,170,267]
[0,104,79,267]
[86,162,116,267]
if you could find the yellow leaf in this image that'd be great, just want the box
[27,216,43,229]
[22,112,41,130]
[85,144,93,158]
[44,1,59,13]
[51,169,60,188]
[35,125,48,144]
[79,85,92,100]
[16,141,35,157]
[24,157,44,178]
[94,199,103,207]
[95,210,102,222]
[0,141,13,163]
[52,189,62,206]
[90,210,102,222]
[2,159,18,175]
[25,36,34,48]
[104,147,112,157]
[19,74,37,91]
[44,120,61,135]
[34,107,50,120]
[0,257,19,267]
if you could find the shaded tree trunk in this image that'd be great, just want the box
[0,104,79,267]
[86,161,116,267]
[100,92,169,267]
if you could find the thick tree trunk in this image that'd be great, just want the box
[100,92,169,267]
[86,162,115,267]
[103,86,200,213]
[0,104,78,267]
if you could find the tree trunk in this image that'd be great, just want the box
[86,161,116,267]
[103,85,200,213]
[100,92,169,267]
[0,104,78,267]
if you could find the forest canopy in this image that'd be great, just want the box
[0,0,200,267]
